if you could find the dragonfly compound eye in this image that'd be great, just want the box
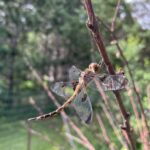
[89,63,100,73]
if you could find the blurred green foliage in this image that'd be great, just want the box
[0,0,150,150]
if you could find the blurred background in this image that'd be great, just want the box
[0,0,150,150]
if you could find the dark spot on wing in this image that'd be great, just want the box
[62,82,66,87]
[85,113,92,124]
[81,94,87,102]
[71,81,78,90]
[99,75,107,82]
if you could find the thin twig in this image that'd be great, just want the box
[127,89,142,131]
[29,97,43,115]
[23,122,54,145]
[62,117,77,150]
[94,78,129,149]
[27,122,32,150]
[66,133,86,146]
[96,114,117,150]
[67,118,95,150]
[111,0,121,32]
[147,84,150,105]
[66,133,95,150]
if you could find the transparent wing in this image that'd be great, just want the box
[73,89,93,124]
[69,65,81,81]
[52,65,81,97]
[88,74,128,91]
[100,74,128,91]
[51,81,93,123]
[51,82,74,98]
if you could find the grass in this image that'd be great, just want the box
[0,117,71,150]
[0,106,144,150]
[0,115,110,150]
[0,120,26,150]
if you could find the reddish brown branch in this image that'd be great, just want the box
[97,15,150,149]
[83,0,136,149]
[84,0,114,74]
[98,6,150,147]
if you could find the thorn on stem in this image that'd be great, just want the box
[126,112,130,119]
[130,127,133,132]
[120,124,127,130]
[86,21,93,30]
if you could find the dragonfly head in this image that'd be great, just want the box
[89,63,100,74]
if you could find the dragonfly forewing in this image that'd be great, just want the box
[69,66,81,82]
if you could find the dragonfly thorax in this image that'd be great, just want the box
[80,69,96,84]
[79,63,100,84]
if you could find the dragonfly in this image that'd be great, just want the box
[28,63,128,123]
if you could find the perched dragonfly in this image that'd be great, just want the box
[28,63,128,123]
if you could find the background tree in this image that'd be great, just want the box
[0,0,149,150]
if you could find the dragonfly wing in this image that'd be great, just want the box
[73,89,93,124]
[52,65,81,98]
[51,82,73,98]
[93,74,128,91]
[86,74,128,92]
[51,81,93,123]
[69,65,81,81]
[102,75,128,91]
